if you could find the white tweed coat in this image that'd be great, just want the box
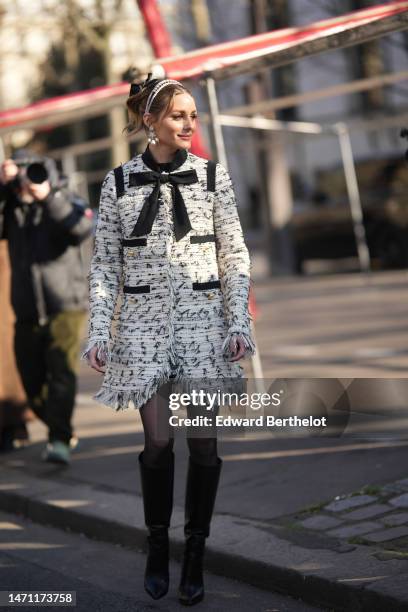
[83,148,256,411]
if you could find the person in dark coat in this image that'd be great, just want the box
[0,149,93,465]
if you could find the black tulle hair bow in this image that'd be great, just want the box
[129,72,160,97]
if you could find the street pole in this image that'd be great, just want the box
[205,76,265,387]
[204,76,228,166]
[335,122,371,273]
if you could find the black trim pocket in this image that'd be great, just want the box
[123,285,150,294]
[192,280,221,290]
[122,238,147,246]
[190,235,216,244]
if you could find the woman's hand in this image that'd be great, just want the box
[228,335,246,362]
[87,345,107,373]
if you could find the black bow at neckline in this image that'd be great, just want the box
[128,146,198,241]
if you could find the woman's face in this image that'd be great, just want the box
[146,92,198,150]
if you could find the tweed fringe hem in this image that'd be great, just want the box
[81,334,251,412]
[92,362,179,412]
[81,287,183,411]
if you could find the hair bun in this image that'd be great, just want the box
[129,72,161,97]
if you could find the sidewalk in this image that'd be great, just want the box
[1,388,408,611]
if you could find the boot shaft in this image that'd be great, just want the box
[138,451,174,528]
[184,456,222,538]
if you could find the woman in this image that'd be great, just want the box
[84,74,255,606]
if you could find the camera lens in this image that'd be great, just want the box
[26,162,48,184]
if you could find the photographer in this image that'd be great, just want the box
[0,149,93,465]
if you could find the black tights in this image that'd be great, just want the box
[140,384,218,468]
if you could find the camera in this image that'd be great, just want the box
[15,159,49,184]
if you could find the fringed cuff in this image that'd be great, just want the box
[222,327,256,359]
[81,339,111,364]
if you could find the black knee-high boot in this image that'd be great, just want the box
[138,451,174,600]
[178,456,222,606]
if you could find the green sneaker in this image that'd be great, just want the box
[42,441,71,465]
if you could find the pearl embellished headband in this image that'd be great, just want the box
[144,79,183,115]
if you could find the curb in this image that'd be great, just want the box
[0,470,407,612]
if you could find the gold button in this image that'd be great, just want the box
[128,250,135,257]
[206,292,215,300]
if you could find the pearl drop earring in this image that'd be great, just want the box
[148,125,159,145]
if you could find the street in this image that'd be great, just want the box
[0,510,320,612]
[252,268,408,378]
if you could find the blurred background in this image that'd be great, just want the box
[1,0,408,441]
